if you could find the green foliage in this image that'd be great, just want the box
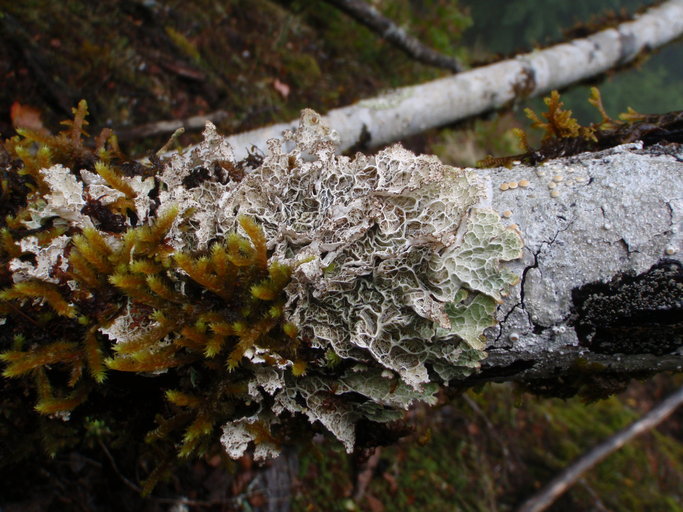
[382,0,472,61]
[295,379,683,511]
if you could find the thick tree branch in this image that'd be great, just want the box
[517,384,683,512]
[321,0,463,72]
[465,141,683,394]
[221,0,683,160]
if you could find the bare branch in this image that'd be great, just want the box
[116,110,229,141]
[321,0,463,72]
[517,385,683,512]
[353,447,382,502]
[223,0,683,161]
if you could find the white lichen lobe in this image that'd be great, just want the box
[9,235,70,284]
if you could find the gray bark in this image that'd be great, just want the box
[471,141,682,390]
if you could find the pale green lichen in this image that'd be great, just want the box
[212,110,523,456]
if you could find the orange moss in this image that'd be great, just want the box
[0,100,300,492]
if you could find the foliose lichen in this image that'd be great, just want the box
[0,105,522,485]
[150,109,523,455]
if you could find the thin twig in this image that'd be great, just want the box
[517,385,683,512]
[97,440,225,507]
[462,394,517,472]
[352,447,382,502]
[577,478,609,512]
[321,0,464,72]
[97,439,143,495]
[116,110,229,141]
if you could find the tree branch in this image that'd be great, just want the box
[116,110,229,141]
[321,0,463,72]
[220,0,683,161]
[517,384,683,512]
[251,446,299,512]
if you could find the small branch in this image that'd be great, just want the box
[462,394,517,472]
[352,447,382,502]
[322,0,464,72]
[116,110,229,141]
[517,385,683,512]
[97,439,144,495]
[97,440,226,508]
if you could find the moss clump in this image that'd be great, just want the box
[478,88,683,167]
[0,102,299,491]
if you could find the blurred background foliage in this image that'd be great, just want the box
[0,0,681,510]
[296,375,683,511]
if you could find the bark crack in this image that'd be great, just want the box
[518,223,573,333]
[494,302,524,347]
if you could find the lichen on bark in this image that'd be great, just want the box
[1,107,522,466]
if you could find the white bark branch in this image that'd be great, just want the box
[517,384,683,512]
[222,0,683,160]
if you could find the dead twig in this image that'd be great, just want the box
[97,439,227,508]
[353,447,382,502]
[462,394,518,472]
[321,0,463,72]
[517,384,683,512]
[116,110,229,141]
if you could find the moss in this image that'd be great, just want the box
[0,102,298,491]
[478,88,683,168]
